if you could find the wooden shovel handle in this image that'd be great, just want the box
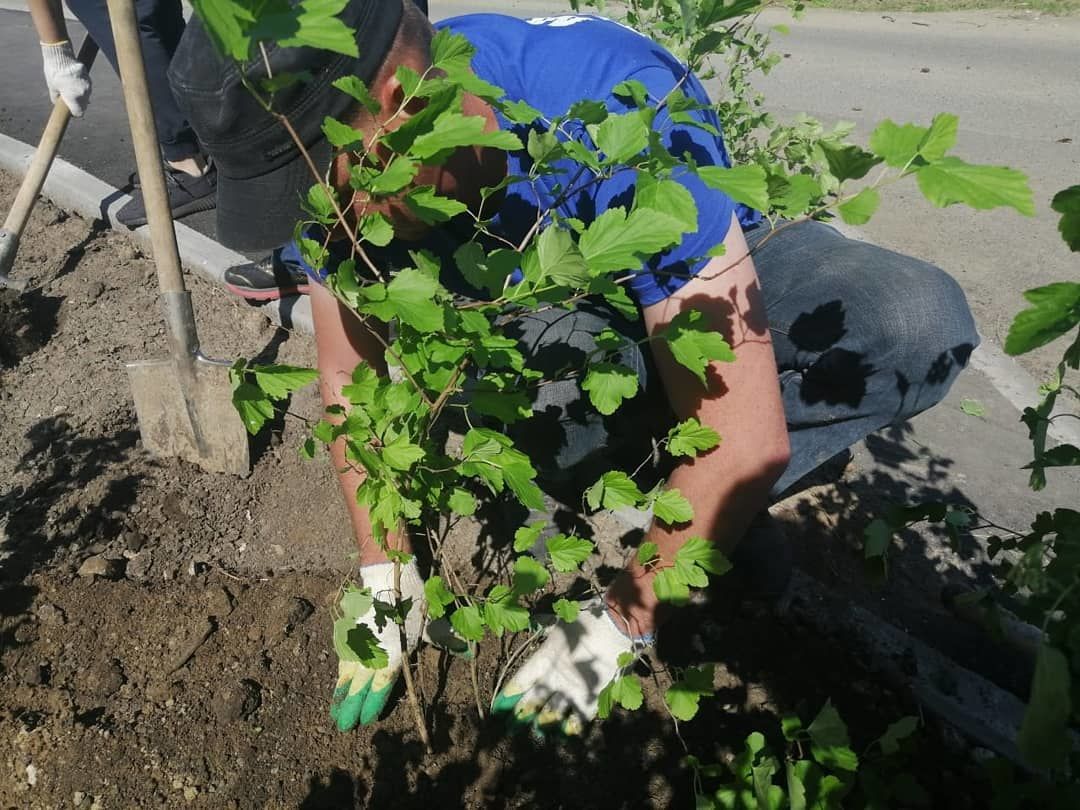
[105,0,187,297]
[106,0,199,359]
[1,36,99,236]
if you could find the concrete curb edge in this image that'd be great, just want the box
[0,131,313,335]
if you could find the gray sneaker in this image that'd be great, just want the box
[116,162,217,228]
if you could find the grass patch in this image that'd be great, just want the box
[810,0,1080,14]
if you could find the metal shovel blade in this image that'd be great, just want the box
[127,354,250,476]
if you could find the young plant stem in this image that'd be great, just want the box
[393,556,432,752]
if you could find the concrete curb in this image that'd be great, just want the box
[0,132,313,335]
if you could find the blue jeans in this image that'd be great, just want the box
[67,0,198,162]
[505,220,979,498]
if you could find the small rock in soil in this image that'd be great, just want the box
[125,551,153,582]
[205,586,234,619]
[123,530,146,551]
[211,678,262,722]
[86,281,105,301]
[19,659,48,686]
[84,659,126,698]
[78,555,124,580]
[35,602,67,626]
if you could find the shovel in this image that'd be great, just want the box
[107,0,249,476]
[0,36,99,291]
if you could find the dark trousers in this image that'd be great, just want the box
[67,0,199,162]
[506,220,980,499]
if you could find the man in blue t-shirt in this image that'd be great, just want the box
[170,0,977,736]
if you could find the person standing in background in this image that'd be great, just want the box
[28,0,217,227]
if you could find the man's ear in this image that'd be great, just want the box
[373,68,426,123]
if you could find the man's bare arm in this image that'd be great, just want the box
[28,0,68,43]
[606,215,791,636]
[310,281,409,564]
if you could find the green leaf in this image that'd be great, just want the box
[878,715,919,755]
[553,598,580,623]
[820,143,881,183]
[1004,282,1080,355]
[322,116,364,149]
[585,470,645,511]
[654,567,690,604]
[252,0,358,57]
[252,364,318,400]
[513,521,546,553]
[403,185,469,225]
[916,157,1035,216]
[232,381,275,435]
[918,112,959,162]
[537,226,589,287]
[675,537,731,576]
[483,585,529,637]
[305,183,337,222]
[369,157,418,195]
[339,585,373,620]
[634,175,699,238]
[807,700,859,772]
[430,28,475,71]
[411,112,522,160]
[512,555,550,595]
[582,362,639,416]
[667,417,721,457]
[332,619,388,668]
[593,111,650,163]
[501,99,543,125]
[1051,185,1080,251]
[447,488,477,516]
[579,207,689,275]
[568,98,608,124]
[661,309,736,385]
[380,434,424,471]
[332,75,380,114]
[545,534,595,572]
[1028,443,1080,468]
[665,664,715,721]
[190,0,253,61]
[864,518,894,559]
[959,398,986,418]
[612,79,648,107]
[450,604,485,643]
[423,575,455,619]
[359,212,394,247]
[869,119,928,168]
[1018,643,1072,770]
[653,488,694,525]
[786,761,806,810]
[361,267,445,332]
[637,541,659,566]
[837,186,880,226]
[697,165,769,212]
[454,243,519,297]
[781,715,804,741]
[599,674,644,718]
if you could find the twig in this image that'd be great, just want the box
[393,557,432,752]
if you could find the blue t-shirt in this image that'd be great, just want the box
[293,13,756,307]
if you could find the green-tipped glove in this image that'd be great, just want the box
[491,600,650,737]
[330,561,425,731]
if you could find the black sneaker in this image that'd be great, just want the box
[224,250,311,301]
[116,162,217,227]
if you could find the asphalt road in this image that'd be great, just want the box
[1,1,1078,381]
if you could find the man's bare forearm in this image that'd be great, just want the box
[28,0,69,44]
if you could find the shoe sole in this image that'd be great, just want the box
[225,281,311,301]
[117,193,217,228]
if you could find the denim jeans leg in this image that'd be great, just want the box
[67,0,199,161]
[746,220,980,497]
[502,301,658,487]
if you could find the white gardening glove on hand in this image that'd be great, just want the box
[41,41,91,117]
[330,560,425,731]
[491,600,650,737]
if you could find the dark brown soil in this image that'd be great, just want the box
[0,171,992,809]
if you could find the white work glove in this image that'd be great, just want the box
[491,600,649,736]
[41,40,91,117]
[330,560,425,730]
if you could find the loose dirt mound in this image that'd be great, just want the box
[0,171,986,808]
